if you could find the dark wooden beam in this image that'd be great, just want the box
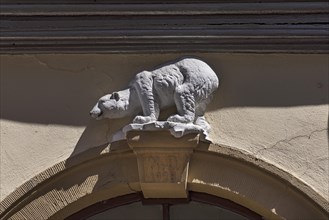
[0,0,329,54]
[3,1,326,54]
[163,204,170,220]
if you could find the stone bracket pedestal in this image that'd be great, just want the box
[127,130,199,199]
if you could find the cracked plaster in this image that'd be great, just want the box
[209,105,328,200]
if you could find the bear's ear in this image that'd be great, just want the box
[112,92,120,101]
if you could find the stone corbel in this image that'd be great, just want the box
[127,130,200,199]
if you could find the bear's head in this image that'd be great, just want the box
[90,89,130,120]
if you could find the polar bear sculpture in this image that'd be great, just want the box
[90,58,219,132]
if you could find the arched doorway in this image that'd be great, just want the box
[67,192,262,220]
[0,139,327,220]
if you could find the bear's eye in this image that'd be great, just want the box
[111,92,120,101]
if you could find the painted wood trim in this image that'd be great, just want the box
[1,1,328,53]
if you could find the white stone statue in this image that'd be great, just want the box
[90,57,219,138]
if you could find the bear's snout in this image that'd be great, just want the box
[90,104,103,119]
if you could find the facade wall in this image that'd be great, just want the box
[1,53,328,205]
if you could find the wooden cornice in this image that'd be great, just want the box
[1,1,328,54]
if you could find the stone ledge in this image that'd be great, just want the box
[111,121,210,143]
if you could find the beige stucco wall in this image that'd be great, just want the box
[0,54,328,204]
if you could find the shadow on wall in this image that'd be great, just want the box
[206,54,328,112]
[67,116,134,158]
[0,55,144,126]
[1,54,328,126]
[1,54,328,160]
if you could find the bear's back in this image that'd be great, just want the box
[152,58,218,86]
[175,58,219,99]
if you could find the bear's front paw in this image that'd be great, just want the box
[133,115,156,124]
[167,114,193,123]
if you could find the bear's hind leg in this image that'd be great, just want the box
[195,116,211,133]
[167,85,195,123]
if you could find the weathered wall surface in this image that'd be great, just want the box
[0,54,328,202]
